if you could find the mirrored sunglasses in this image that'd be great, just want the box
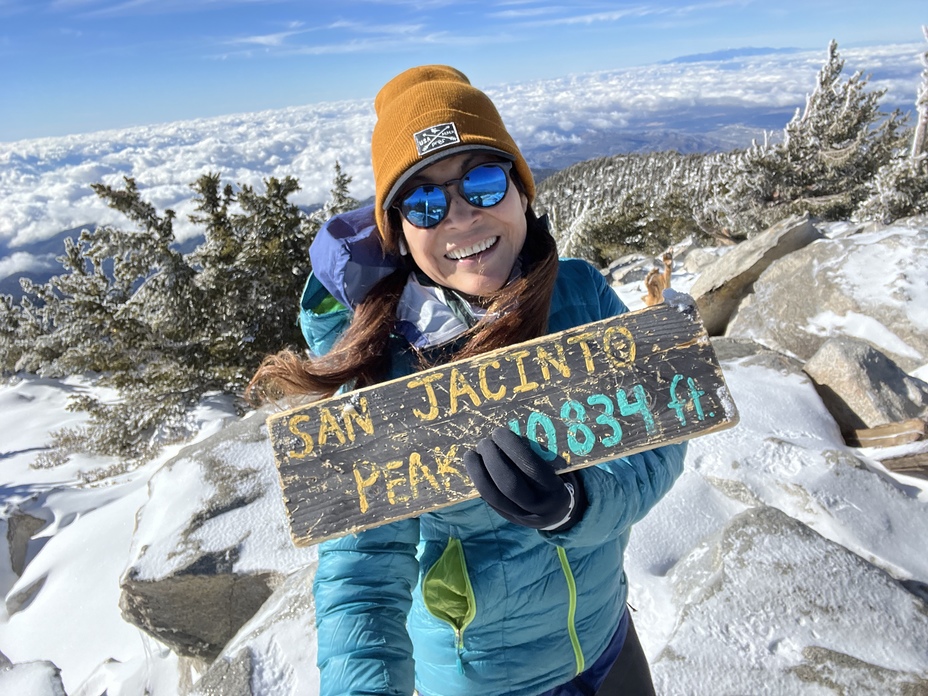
[395,161,513,229]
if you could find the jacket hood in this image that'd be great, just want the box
[309,204,401,310]
[305,204,487,351]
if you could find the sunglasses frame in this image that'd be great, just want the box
[394,160,514,229]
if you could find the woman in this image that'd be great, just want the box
[250,65,685,696]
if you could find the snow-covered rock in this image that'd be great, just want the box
[803,336,928,432]
[191,564,319,696]
[725,226,928,372]
[119,408,316,659]
[690,215,824,335]
[0,654,67,696]
[652,505,928,695]
[625,354,928,695]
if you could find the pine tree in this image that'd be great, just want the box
[536,151,726,264]
[718,40,908,235]
[0,294,25,372]
[19,178,210,465]
[912,26,928,159]
[225,175,317,363]
[855,27,928,223]
[312,160,360,225]
[7,171,321,469]
[17,230,147,377]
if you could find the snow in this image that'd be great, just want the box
[0,375,237,692]
[0,661,66,696]
[3,478,152,680]
[806,309,924,360]
[838,228,928,332]
[129,423,317,581]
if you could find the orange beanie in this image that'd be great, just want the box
[371,65,535,240]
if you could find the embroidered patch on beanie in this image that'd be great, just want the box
[413,122,461,156]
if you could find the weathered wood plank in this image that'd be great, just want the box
[268,297,739,546]
[880,451,928,480]
[845,418,926,448]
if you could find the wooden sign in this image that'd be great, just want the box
[268,297,738,546]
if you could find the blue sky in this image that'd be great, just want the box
[1,0,925,142]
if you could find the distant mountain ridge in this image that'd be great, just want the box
[666,46,802,63]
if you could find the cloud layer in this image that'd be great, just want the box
[0,43,922,248]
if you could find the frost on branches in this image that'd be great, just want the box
[534,38,925,263]
[535,151,729,265]
[856,26,928,223]
[0,165,359,470]
[719,40,908,236]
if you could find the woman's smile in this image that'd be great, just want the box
[445,236,500,261]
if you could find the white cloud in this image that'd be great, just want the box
[520,7,653,27]
[50,0,295,18]
[50,0,162,16]
[508,0,766,29]
[229,28,305,47]
[0,251,58,279]
[487,6,560,20]
[230,29,500,57]
[48,0,103,9]
[0,102,378,246]
[0,43,921,248]
[254,21,494,57]
[327,19,425,36]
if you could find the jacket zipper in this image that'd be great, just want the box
[454,627,466,674]
[422,537,476,675]
[556,546,585,675]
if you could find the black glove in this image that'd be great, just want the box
[463,427,587,532]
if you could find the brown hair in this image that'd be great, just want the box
[247,206,558,405]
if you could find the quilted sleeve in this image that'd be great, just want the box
[543,259,687,547]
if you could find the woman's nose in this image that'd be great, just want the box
[441,188,479,227]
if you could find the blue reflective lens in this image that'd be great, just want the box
[397,161,512,228]
[461,163,509,207]
[401,185,448,228]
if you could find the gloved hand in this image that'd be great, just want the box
[463,427,588,532]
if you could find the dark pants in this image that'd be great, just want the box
[594,613,656,695]
[538,610,656,696]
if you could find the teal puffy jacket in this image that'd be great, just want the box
[303,208,686,696]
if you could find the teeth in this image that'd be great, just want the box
[447,237,498,260]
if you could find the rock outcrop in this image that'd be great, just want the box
[119,409,316,660]
[803,337,928,433]
[6,509,45,578]
[191,564,319,695]
[725,226,928,373]
[690,215,824,335]
[652,506,928,695]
